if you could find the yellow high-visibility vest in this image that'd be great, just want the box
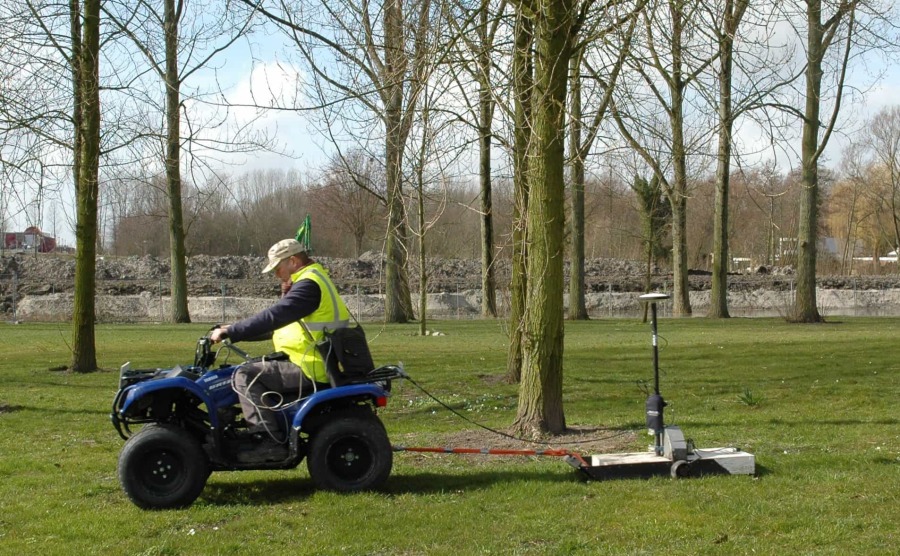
[271,263,350,383]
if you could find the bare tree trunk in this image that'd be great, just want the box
[477,3,497,318]
[795,0,827,323]
[417,178,427,336]
[709,114,732,317]
[384,177,414,323]
[840,197,856,275]
[69,0,82,229]
[416,109,429,336]
[668,3,691,317]
[513,0,572,436]
[670,156,691,316]
[567,51,588,321]
[71,0,100,373]
[165,0,190,323]
[767,196,776,265]
[506,11,532,384]
[565,12,636,321]
[709,0,748,319]
[383,0,415,323]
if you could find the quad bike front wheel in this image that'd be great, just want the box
[307,411,392,492]
[118,424,209,509]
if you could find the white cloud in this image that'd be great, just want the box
[184,59,329,172]
[225,60,306,122]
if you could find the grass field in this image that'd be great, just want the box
[0,317,897,555]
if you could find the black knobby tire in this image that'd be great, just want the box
[306,412,392,492]
[118,424,210,509]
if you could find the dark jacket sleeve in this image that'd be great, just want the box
[226,279,322,343]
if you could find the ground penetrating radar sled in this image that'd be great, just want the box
[574,293,756,480]
[111,331,404,509]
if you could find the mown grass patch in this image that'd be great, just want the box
[0,317,897,554]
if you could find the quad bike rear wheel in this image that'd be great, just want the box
[307,411,392,492]
[118,424,209,509]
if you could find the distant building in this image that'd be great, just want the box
[3,226,57,253]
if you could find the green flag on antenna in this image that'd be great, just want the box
[296,214,312,252]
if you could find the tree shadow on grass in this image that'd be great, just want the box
[670,418,899,429]
[200,461,767,507]
[385,468,579,495]
[4,404,109,416]
[766,418,898,427]
[200,468,580,506]
[0,403,25,414]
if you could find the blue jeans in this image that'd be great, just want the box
[233,360,330,432]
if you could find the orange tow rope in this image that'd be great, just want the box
[393,445,589,467]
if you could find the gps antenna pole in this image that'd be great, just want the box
[640,293,670,455]
[651,301,660,396]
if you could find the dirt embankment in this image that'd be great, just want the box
[3,252,900,294]
[3,252,900,318]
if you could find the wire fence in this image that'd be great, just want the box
[4,273,900,324]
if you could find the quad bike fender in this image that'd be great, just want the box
[117,377,223,428]
[291,384,388,431]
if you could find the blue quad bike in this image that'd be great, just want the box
[111,332,404,509]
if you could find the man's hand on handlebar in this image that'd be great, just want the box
[210,326,230,344]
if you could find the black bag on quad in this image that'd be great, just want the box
[317,325,376,387]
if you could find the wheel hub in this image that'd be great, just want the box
[142,450,182,489]
[341,448,359,465]
[327,438,372,480]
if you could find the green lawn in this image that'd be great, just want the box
[0,318,897,555]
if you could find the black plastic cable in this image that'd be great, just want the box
[401,375,636,447]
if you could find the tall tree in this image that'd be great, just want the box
[706,0,749,318]
[476,2,499,318]
[568,50,589,320]
[71,0,101,372]
[163,0,189,322]
[567,10,636,320]
[105,0,257,323]
[406,77,462,335]
[793,0,858,322]
[702,1,796,316]
[382,0,417,323]
[4,0,133,370]
[610,0,717,317]
[446,0,506,317]
[512,0,580,436]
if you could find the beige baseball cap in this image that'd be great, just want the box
[261,239,306,273]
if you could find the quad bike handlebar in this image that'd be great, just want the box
[194,326,291,369]
[194,326,253,368]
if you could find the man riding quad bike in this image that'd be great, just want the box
[111,332,404,510]
[113,237,405,509]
